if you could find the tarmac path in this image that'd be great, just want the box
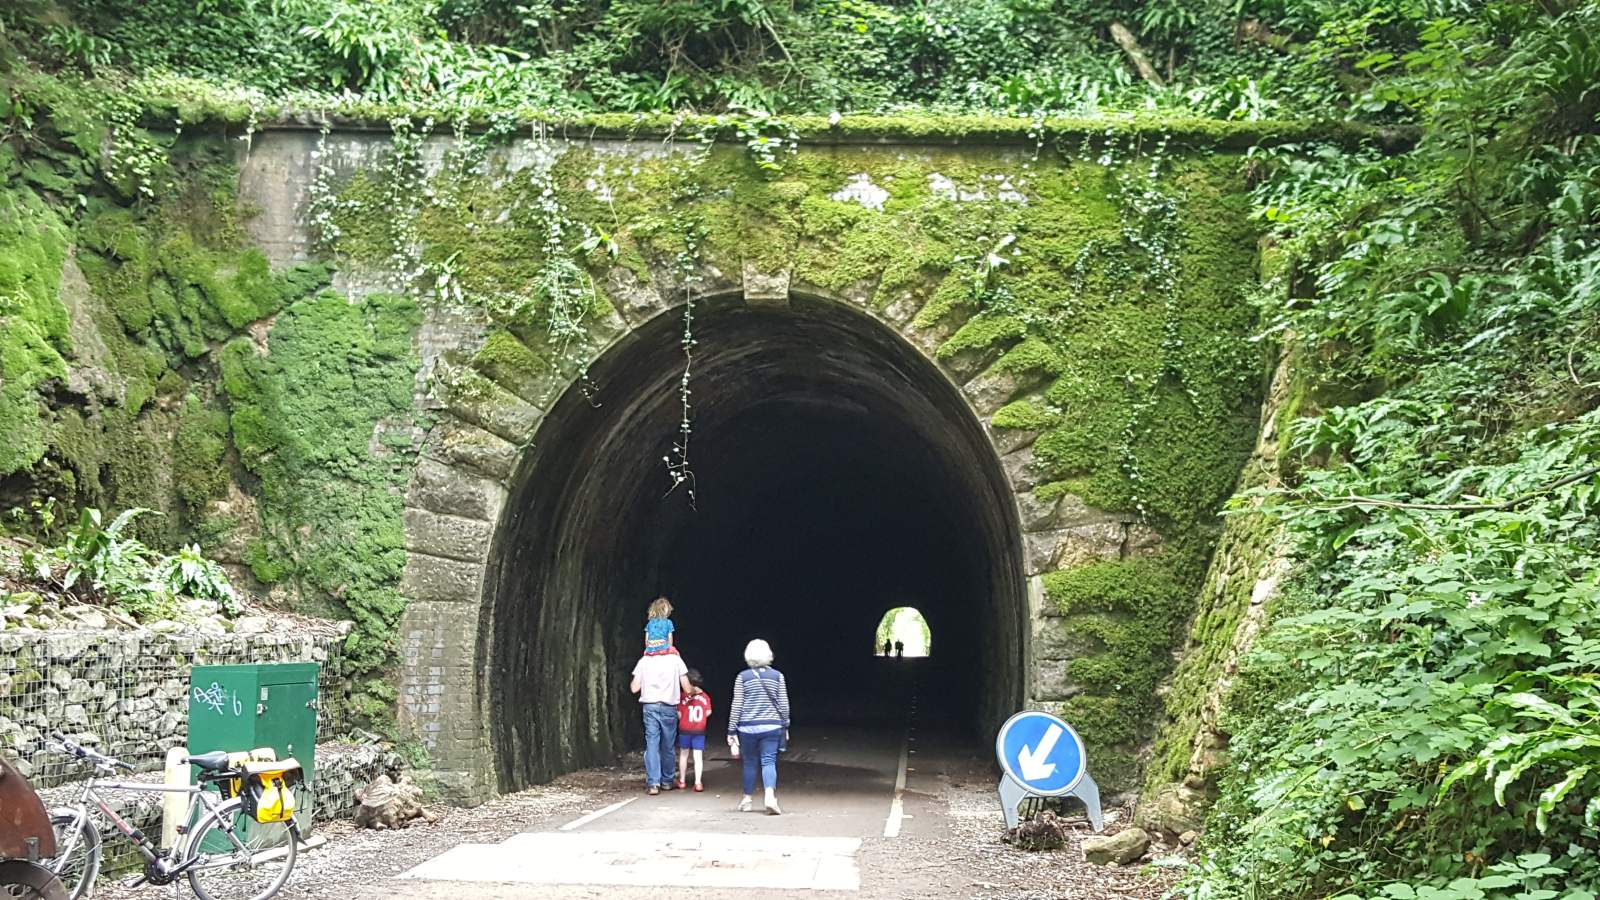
[365,669,947,897]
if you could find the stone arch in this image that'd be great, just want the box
[393,261,1105,802]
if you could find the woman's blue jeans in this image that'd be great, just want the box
[739,730,782,795]
[642,702,678,787]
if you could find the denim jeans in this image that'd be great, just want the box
[738,730,782,795]
[642,703,679,786]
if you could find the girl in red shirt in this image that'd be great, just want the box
[676,669,712,791]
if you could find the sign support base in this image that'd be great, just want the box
[998,773,1104,833]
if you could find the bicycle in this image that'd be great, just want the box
[41,734,301,900]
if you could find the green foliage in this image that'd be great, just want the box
[312,118,603,348]
[1182,2,1600,897]
[76,160,328,364]
[873,606,931,654]
[220,290,422,717]
[0,186,72,476]
[3,0,1335,118]
[51,506,176,619]
[58,506,156,593]
[155,543,239,615]
[10,504,246,621]
[172,394,231,512]
[1043,556,1195,773]
[8,7,1594,885]
[287,0,446,97]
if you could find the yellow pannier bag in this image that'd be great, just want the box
[218,748,278,800]
[241,758,302,824]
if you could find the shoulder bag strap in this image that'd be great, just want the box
[752,668,784,716]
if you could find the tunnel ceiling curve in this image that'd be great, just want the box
[486,292,1027,792]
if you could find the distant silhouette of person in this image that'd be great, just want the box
[882,639,892,657]
[894,640,904,658]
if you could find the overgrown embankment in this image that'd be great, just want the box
[0,66,421,723]
[1159,6,1600,898]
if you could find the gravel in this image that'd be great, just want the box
[77,751,1186,899]
[853,752,1185,900]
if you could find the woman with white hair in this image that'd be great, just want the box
[726,638,791,814]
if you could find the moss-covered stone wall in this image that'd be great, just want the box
[0,75,421,724]
[285,120,1266,792]
[2,73,1271,793]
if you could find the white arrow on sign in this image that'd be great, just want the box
[1017,723,1063,781]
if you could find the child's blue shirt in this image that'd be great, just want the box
[645,617,674,652]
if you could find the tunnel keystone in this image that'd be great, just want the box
[742,262,791,306]
[606,267,669,326]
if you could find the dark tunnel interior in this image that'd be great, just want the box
[485,294,1027,791]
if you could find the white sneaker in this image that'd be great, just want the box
[764,789,782,815]
[737,796,752,812]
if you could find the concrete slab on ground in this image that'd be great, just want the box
[400,831,861,891]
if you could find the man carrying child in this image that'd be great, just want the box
[631,646,690,795]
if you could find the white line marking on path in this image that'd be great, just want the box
[883,731,909,837]
[558,796,637,831]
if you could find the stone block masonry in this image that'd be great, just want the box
[1,116,1267,805]
[0,627,350,787]
[224,123,1266,800]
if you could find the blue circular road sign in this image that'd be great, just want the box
[995,710,1087,796]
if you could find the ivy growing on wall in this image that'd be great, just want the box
[0,59,1267,761]
[301,117,1264,778]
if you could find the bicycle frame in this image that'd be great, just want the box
[51,774,243,878]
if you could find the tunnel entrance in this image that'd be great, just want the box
[484,292,1027,792]
[875,607,931,658]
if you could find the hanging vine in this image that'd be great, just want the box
[663,229,702,507]
[306,116,600,355]
[659,126,721,507]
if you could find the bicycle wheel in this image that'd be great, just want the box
[0,860,70,900]
[184,799,298,900]
[44,813,99,900]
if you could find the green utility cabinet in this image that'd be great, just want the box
[188,663,318,833]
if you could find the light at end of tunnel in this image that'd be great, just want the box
[874,606,931,658]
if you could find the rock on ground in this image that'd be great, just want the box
[353,772,440,830]
[1083,828,1152,866]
